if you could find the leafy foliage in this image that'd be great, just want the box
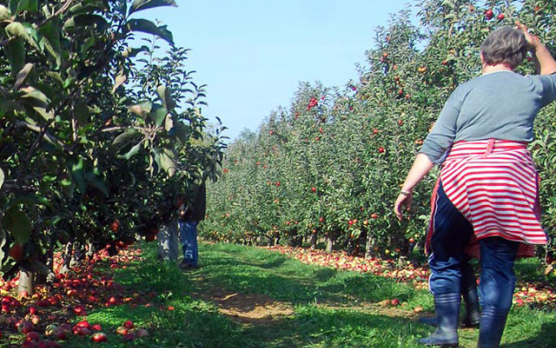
[0,0,226,285]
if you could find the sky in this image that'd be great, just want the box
[142,0,414,142]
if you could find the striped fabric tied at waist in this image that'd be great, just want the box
[438,139,547,245]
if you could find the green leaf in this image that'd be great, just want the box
[2,206,32,244]
[0,5,12,20]
[5,22,29,40]
[0,227,6,271]
[74,99,89,126]
[126,19,174,45]
[164,113,173,131]
[11,194,50,207]
[122,45,149,58]
[5,37,25,75]
[174,122,188,144]
[150,105,167,127]
[32,106,54,121]
[112,73,127,93]
[157,85,176,109]
[70,158,86,193]
[72,14,108,30]
[21,86,50,108]
[0,100,20,116]
[85,171,109,197]
[39,22,61,67]
[122,142,143,160]
[30,260,50,276]
[129,0,177,15]
[15,0,38,15]
[129,101,152,119]
[158,148,177,176]
[111,128,140,151]
[14,63,34,90]
[0,168,4,189]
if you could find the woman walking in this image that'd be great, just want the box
[394,23,556,348]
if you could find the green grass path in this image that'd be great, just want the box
[69,242,556,348]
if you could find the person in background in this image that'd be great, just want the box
[394,22,556,348]
[178,204,199,269]
[178,178,206,269]
[156,200,179,262]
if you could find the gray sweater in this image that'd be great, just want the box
[420,70,556,164]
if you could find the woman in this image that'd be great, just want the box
[394,23,556,348]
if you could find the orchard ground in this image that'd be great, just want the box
[1,241,555,348]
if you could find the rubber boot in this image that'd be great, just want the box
[419,293,460,347]
[419,316,439,327]
[460,264,480,328]
[419,290,479,328]
[461,288,480,328]
[477,306,508,348]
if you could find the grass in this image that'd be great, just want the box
[61,242,556,348]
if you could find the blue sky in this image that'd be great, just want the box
[142,0,414,141]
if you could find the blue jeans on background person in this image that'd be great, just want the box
[179,220,198,266]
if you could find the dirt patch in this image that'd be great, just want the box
[318,300,425,320]
[198,289,295,325]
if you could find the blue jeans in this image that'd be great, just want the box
[179,221,198,266]
[429,182,519,310]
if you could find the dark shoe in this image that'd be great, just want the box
[179,261,198,270]
[419,293,460,347]
[477,306,508,348]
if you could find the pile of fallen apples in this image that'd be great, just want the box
[0,246,155,347]
[263,245,556,309]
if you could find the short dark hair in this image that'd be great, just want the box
[480,26,529,70]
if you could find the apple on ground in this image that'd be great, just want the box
[91,332,108,342]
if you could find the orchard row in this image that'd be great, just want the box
[201,0,556,262]
[0,0,225,297]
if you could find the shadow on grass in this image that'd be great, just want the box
[502,320,556,348]
[239,306,430,348]
[196,244,417,307]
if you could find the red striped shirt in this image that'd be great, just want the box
[438,139,547,245]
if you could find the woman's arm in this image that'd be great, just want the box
[516,21,556,75]
[394,153,435,221]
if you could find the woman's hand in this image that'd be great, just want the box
[393,153,435,220]
[516,21,556,75]
[394,192,412,221]
[516,21,540,50]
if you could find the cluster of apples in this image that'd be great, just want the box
[264,245,430,283]
[263,245,556,308]
[0,245,156,347]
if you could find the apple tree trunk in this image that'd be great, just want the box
[18,267,34,297]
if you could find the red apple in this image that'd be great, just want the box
[485,9,494,19]
[18,320,34,334]
[91,332,108,342]
[123,320,134,329]
[26,331,41,342]
[73,305,87,316]
[75,320,90,329]
[116,326,128,335]
[21,341,37,348]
